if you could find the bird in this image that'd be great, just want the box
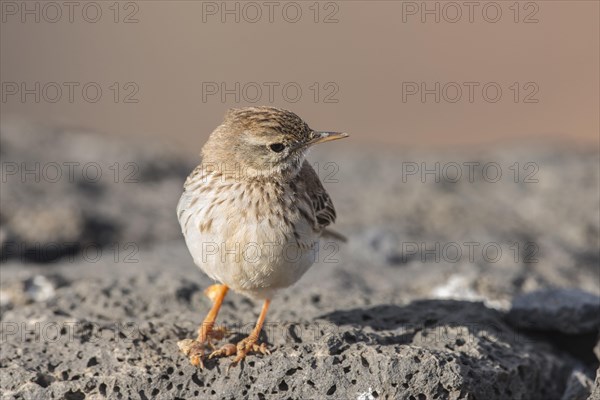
[176,106,348,368]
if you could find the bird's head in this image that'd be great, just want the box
[202,107,348,179]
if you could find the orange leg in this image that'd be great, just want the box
[197,284,229,342]
[209,299,271,366]
[177,284,229,368]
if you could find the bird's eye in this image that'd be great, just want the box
[269,143,285,153]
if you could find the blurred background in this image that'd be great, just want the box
[1,1,598,151]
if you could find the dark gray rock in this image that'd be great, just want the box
[0,268,575,400]
[587,338,600,400]
[561,370,594,400]
[508,289,600,334]
[589,373,600,400]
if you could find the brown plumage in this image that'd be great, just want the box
[176,106,348,368]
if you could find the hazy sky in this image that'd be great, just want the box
[2,1,598,155]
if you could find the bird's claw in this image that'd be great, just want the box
[178,325,232,368]
[177,339,207,368]
[208,336,271,368]
[209,343,237,359]
[251,342,271,356]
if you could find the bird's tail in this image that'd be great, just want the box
[322,228,348,243]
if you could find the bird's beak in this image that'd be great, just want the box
[306,131,349,146]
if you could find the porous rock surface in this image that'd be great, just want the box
[0,260,577,399]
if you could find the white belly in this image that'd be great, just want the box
[177,177,318,299]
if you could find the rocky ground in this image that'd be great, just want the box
[1,120,599,399]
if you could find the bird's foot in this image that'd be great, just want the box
[178,325,231,368]
[177,338,207,368]
[209,336,270,367]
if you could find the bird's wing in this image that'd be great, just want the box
[298,161,337,232]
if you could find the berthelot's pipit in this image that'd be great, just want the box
[176,106,347,368]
